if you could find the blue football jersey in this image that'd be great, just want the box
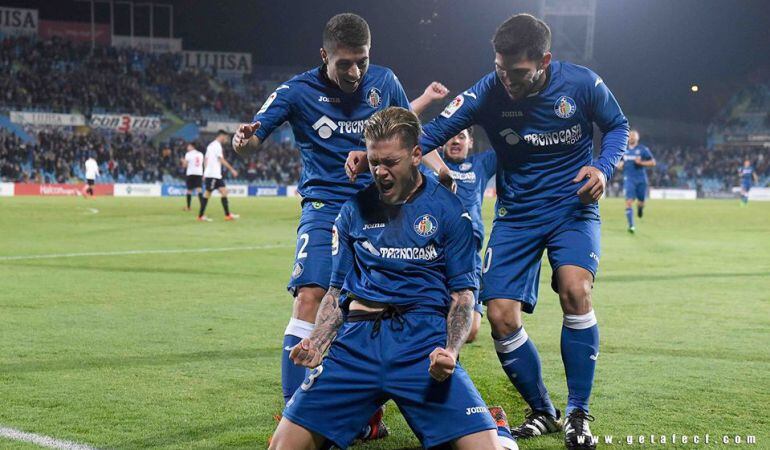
[422,149,497,242]
[622,144,654,183]
[740,166,754,185]
[330,176,478,313]
[253,64,411,205]
[419,61,629,227]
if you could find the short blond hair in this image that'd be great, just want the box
[363,107,421,149]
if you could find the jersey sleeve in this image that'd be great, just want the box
[480,149,498,181]
[330,202,355,289]
[253,83,294,141]
[388,71,411,110]
[444,207,479,293]
[419,87,481,154]
[587,74,629,182]
[642,146,654,161]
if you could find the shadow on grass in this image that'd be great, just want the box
[0,348,276,374]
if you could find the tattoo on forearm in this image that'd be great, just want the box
[309,287,343,353]
[446,289,474,354]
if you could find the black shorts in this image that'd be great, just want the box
[186,175,203,190]
[87,179,95,186]
[204,177,225,192]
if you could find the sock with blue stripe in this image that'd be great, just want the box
[561,310,599,414]
[494,327,556,417]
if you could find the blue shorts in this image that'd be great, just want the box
[624,179,647,201]
[283,312,496,448]
[480,217,601,313]
[287,201,340,295]
[741,182,752,193]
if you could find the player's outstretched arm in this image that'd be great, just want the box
[290,287,343,368]
[429,289,474,382]
[421,150,457,192]
[410,82,450,116]
[232,122,262,155]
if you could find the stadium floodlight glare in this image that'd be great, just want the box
[691,85,699,93]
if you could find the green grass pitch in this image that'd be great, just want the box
[0,196,768,449]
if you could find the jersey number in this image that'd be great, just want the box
[297,233,310,259]
[300,365,323,391]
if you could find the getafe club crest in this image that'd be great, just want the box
[292,262,304,278]
[367,87,382,108]
[554,96,577,119]
[414,214,438,237]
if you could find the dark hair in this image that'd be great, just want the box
[323,13,371,50]
[492,13,551,60]
[364,107,421,150]
[216,130,229,137]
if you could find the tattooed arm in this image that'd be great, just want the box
[428,288,475,381]
[289,287,343,368]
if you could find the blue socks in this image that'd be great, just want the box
[281,318,314,404]
[495,327,556,417]
[625,207,634,228]
[561,310,599,414]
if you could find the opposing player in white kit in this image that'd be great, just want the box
[182,142,205,211]
[198,130,239,222]
[84,155,99,198]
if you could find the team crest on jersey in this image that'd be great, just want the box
[441,95,464,118]
[292,262,304,278]
[554,96,577,119]
[367,88,382,108]
[459,162,472,171]
[413,214,438,237]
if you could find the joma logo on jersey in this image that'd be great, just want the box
[318,95,340,103]
[523,124,582,147]
[363,222,385,230]
[379,245,438,261]
[501,111,523,118]
[466,406,487,415]
[312,116,338,139]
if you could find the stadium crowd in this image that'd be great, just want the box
[0,36,266,121]
[0,128,300,185]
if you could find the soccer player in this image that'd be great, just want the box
[269,107,511,450]
[182,142,204,211]
[231,13,453,422]
[422,128,497,342]
[349,14,629,450]
[617,130,655,232]
[84,154,99,197]
[198,130,239,222]
[738,159,758,206]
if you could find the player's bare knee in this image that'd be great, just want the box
[293,287,326,322]
[486,300,522,337]
[559,279,593,315]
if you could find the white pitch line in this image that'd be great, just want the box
[0,244,291,262]
[0,426,97,450]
